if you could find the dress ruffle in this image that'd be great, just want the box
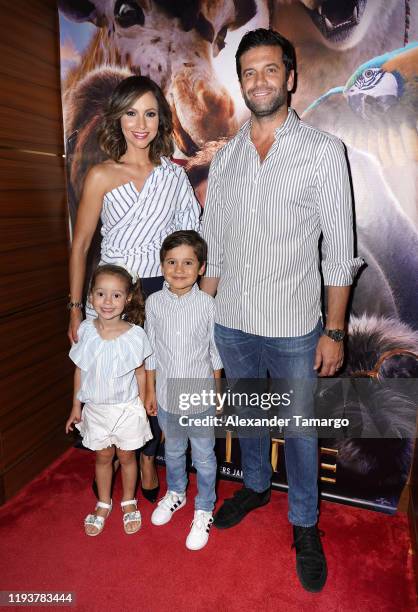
[114,326,152,376]
[69,320,152,377]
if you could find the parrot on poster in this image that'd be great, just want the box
[303,42,418,120]
[300,42,418,327]
[343,41,418,120]
[301,42,418,223]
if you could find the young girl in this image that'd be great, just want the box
[65,264,152,536]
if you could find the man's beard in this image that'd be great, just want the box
[243,87,288,117]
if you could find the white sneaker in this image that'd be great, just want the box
[185,510,213,550]
[151,491,186,526]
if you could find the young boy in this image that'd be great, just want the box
[144,230,222,550]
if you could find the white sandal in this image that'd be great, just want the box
[121,499,142,535]
[84,500,112,536]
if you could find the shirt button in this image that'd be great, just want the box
[243,292,248,296]
[176,331,181,335]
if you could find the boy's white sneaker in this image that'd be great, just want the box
[151,491,186,526]
[185,510,213,550]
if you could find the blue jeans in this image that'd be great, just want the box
[214,321,322,527]
[157,407,217,512]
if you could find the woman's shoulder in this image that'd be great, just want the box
[86,160,113,179]
[85,161,123,194]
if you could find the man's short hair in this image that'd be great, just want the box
[160,230,207,266]
[235,28,296,81]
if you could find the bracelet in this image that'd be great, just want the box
[67,301,83,310]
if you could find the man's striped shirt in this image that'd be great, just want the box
[202,109,363,337]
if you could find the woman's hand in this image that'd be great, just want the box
[68,308,83,344]
[65,405,82,433]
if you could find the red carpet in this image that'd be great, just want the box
[0,448,415,611]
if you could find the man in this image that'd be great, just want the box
[200,29,363,593]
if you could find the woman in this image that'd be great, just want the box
[68,75,201,501]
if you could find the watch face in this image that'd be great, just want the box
[327,329,345,342]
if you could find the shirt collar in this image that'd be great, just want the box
[241,107,299,143]
[274,108,299,137]
[162,281,200,302]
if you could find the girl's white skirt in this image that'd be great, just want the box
[76,397,152,451]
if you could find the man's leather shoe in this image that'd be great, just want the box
[292,525,327,592]
[213,486,270,529]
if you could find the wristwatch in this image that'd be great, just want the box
[323,328,345,342]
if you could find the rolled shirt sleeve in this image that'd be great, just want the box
[317,138,364,285]
[201,156,224,278]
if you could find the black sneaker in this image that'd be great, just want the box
[292,525,327,592]
[213,486,271,529]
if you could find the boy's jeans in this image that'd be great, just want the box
[157,406,217,512]
[214,321,322,527]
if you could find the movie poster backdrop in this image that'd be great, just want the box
[58,0,418,512]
